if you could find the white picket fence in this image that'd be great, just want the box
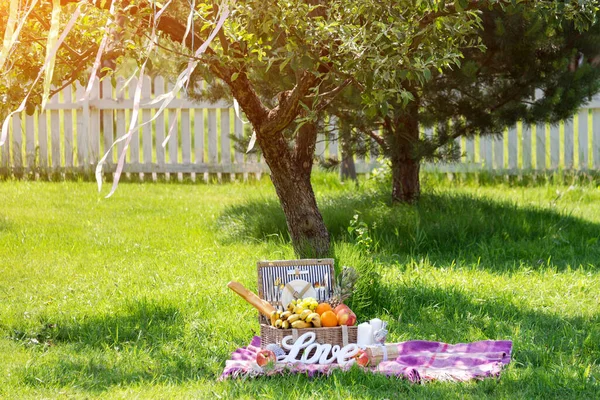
[422,95,600,175]
[1,76,600,180]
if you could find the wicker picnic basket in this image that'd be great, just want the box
[256,259,358,348]
[260,323,357,348]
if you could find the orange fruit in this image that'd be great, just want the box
[315,303,333,316]
[321,310,338,327]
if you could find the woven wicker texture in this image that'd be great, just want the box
[260,324,358,348]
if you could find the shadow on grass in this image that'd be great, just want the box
[12,300,213,391]
[367,281,600,398]
[0,216,12,232]
[216,189,600,271]
[16,300,185,348]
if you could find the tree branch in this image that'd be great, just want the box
[31,9,85,59]
[360,127,387,150]
[314,78,352,112]
[261,70,318,134]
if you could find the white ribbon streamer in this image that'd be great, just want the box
[97,1,229,196]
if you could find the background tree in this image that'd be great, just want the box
[329,4,600,203]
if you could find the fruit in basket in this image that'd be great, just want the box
[306,313,321,327]
[256,349,276,367]
[336,309,357,326]
[326,266,358,309]
[299,309,312,321]
[315,303,332,316]
[305,312,319,323]
[270,310,280,326]
[280,311,292,320]
[291,320,311,329]
[269,297,329,329]
[334,304,350,315]
[321,310,338,327]
[287,314,301,324]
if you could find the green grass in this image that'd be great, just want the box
[1,173,599,399]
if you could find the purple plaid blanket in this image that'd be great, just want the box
[220,336,512,383]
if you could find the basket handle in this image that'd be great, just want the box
[227,281,275,318]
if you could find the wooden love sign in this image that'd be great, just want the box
[277,332,359,366]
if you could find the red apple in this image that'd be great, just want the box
[334,304,350,315]
[337,309,357,326]
[256,349,276,367]
[354,349,370,367]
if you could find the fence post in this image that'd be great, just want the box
[63,86,74,169]
[166,82,179,181]
[221,107,231,181]
[522,123,532,171]
[507,125,517,171]
[593,108,600,170]
[181,97,192,180]
[578,109,588,171]
[115,77,127,172]
[25,113,35,174]
[493,132,504,171]
[480,135,493,171]
[101,79,114,171]
[564,118,574,170]
[12,114,22,177]
[207,105,218,181]
[128,77,140,180]
[141,76,153,181]
[75,82,88,173]
[535,122,546,171]
[89,78,100,166]
[194,100,206,182]
[233,109,244,181]
[154,76,166,179]
[550,123,559,171]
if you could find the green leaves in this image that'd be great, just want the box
[0,0,19,72]
[455,0,470,12]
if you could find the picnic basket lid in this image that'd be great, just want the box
[257,258,335,307]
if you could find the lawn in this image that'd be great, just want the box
[1,173,599,399]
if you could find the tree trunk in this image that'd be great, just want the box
[388,90,421,203]
[391,150,420,203]
[225,71,329,258]
[257,124,330,258]
[339,119,357,182]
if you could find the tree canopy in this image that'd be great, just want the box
[1,0,599,256]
